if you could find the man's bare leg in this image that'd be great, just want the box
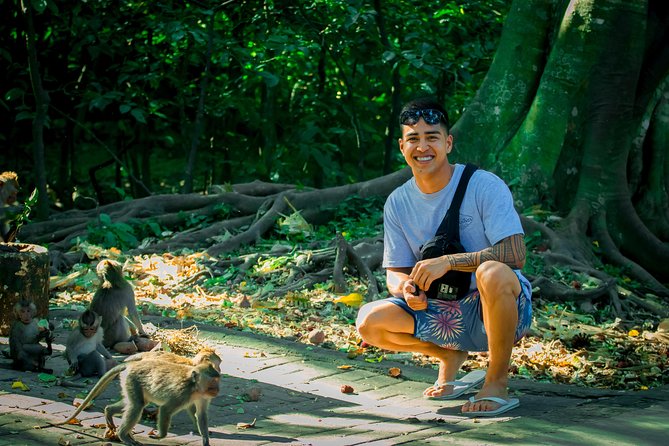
[461,261,520,414]
[356,301,468,398]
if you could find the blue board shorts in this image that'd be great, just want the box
[388,270,532,352]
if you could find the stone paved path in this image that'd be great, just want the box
[1,309,668,445]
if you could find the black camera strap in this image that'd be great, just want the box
[434,163,478,240]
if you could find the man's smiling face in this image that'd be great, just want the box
[399,118,453,180]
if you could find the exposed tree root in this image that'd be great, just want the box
[20,164,666,308]
[261,268,332,298]
[591,212,669,296]
[333,235,348,293]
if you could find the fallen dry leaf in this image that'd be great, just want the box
[236,418,257,429]
[11,380,30,391]
[333,293,364,308]
[104,428,118,440]
[308,329,325,345]
[388,367,401,378]
[340,384,354,394]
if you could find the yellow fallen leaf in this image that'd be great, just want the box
[12,380,30,391]
[333,293,364,308]
[628,329,639,337]
[176,308,193,320]
[337,365,353,370]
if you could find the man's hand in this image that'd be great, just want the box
[402,280,427,311]
[410,255,451,291]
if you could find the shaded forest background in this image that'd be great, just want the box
[3,0,507,198]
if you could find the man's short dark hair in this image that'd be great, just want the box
[398,97,450,132]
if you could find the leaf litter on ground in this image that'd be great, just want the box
[48,253,668,391]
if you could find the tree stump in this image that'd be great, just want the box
[0,243,50,335]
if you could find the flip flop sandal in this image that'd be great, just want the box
[423,369,486,400]
[464,396,520,416]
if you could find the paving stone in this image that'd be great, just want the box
[2,319,669,445]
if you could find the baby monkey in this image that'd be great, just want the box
[9,299,54,373]
[65,310,117,377]
[61,359,220,446]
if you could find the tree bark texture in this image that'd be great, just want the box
[0,243,50,335]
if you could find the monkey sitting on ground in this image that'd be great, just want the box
[60,359,220,446]
[90,259,158,354]
[65,310,117,377]
[9,299,54,373]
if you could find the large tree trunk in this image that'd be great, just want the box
[22,0,49,219]
[455,0,669,300]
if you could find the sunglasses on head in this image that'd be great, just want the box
[399,108,447,127]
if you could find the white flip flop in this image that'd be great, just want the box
[423,369,486,400]
[464,396,520,416]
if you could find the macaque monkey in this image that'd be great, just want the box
[124,347,222,433]
[9,299,54,373]
[90,259,158,354]
[0,171,20,242]
[65,310,117,377]
[61,359,220,446]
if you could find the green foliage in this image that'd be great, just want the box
[601,263,643,290]
[2,0,511,199]
[203,266,238,287]
[277,210,313,242]
[84,213,164,250]
[86,214,138,250]
[318,195,384,240]
[7,188,38,236]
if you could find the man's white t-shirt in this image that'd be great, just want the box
[382,163,524,290]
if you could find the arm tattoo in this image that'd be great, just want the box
[447,233,526,272]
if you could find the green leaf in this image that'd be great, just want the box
[15,111,34,122]
[382,51,396,62]
[5,88,25,101]
[31,0,47,14]
[131,109,147,124]
[99,213,113,226]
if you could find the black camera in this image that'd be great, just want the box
[419,234,472,301]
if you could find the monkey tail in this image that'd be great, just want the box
[56,363,127,425]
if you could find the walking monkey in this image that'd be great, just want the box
[60,359,220,446]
